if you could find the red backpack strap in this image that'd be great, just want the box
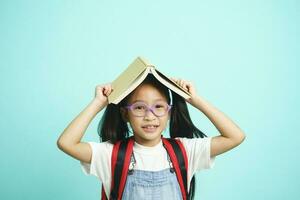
[108,137,134,200]
[100,139,122,200]
[101,139,122,200]
[162,138,188,200]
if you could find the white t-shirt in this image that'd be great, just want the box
[80,137,216,197]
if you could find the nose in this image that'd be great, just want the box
[144,108,156,120]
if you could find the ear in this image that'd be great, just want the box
[120,107,129,122]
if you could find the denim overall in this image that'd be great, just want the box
[121,152,183,200]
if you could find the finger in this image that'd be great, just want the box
[185,81,192,88]
[170,77,177,83]
[106,87,112,95]
[101,86,108,95]
[182,81,190,91]
[179,79,185,87]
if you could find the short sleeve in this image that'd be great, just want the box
[79,141,113,184]
[178,137,216,172]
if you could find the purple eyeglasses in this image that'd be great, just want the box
[124,101,172,117]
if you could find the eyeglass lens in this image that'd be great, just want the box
[131,102,169,116]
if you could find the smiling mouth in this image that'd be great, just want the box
[142,125,159,132]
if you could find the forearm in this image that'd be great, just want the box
[191,95,245,141]
[57,99,106,146]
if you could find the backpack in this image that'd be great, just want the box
[101,136,189,200]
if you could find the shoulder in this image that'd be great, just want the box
[175,137,212,148]
[174,137,213,157]
[175,137,216,171]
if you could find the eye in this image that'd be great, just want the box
[155,103,167,109]
[133,104,146,110]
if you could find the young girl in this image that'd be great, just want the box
[57,74,246,200]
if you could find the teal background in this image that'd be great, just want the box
[1,0,299,199]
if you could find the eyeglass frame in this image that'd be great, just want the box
[124,101,172,117]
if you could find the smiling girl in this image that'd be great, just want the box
[57,74,246,200]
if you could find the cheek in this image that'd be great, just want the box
[128,117,142,128]
[160,117,169,126]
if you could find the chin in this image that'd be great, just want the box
[138,131,162,141]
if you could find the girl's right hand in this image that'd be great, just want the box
[94,83,113,106]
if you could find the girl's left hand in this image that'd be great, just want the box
[170,77,199,105]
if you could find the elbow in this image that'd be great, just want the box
[56,139,63,150]
[230,132,246,146]
[56,138,78,153]
[237,132,246,144]
[57,139,68,151]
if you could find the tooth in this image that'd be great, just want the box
[144,125,155,128]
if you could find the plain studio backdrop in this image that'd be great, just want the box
[0,0,299,199]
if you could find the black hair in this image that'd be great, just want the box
[97,74,207,199]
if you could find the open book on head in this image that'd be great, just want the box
[108,56,191,104]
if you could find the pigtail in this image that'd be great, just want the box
[170,91,207,139]
[97,103,129,144]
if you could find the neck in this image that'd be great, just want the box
[133,136,162,147]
